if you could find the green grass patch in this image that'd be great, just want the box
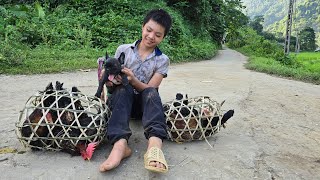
[295,52,320,60]
[244,55,320,85]
[0,40,218,75]
[0,47,105,74]
[291,52,320,73]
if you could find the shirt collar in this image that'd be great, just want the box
[130,40,162,56]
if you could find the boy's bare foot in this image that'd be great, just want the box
[99,139,132,172]
[147,137,166,170]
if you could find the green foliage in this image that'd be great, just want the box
[261,32,277,41]
[165,0,225,43]
[165,0,247,44]
[0,1,159,49]
[249,15,264,34]
[34,1,45,19]
[231,26,320,84]
[245,32,296,65]
[222,0,249,40]
[299,26,316,51]
[293,52,320,73]
[0,47,103,74]
[0,41,28,71]
[160,37,218,62]
[228,26,298,66]
[273,52,296,66]
[242,0,320,48]
[245,56,320,84]
[0,0,229,74]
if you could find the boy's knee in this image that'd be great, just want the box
[112,85,134,96]
[142,87,159,100]
[143,87,158,94]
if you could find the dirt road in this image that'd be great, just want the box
[0,48,319,180]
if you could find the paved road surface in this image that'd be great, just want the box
[0,48,319,179]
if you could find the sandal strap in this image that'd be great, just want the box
[144,147,168,172]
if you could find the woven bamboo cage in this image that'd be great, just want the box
[163,96,224,142]
[16,89,110,151]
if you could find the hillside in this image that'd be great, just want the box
[242,0,320,46]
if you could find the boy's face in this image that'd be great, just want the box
[141,19,165,49]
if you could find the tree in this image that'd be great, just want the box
[222,0,249,43]
[249,15,264,34]
[299,26,316,51]
[165,0,247,44]
[165,0,225,43]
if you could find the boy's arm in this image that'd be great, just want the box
[121,68,164,92]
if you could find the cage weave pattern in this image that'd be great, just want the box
[16,90,110,151]
[164,96,223,142]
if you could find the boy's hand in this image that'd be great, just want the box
[121,67,135,82]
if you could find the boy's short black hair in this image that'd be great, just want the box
[143,9,172,37]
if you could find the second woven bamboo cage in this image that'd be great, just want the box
[163,96,224,142]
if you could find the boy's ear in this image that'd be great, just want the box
[118,52,125,65]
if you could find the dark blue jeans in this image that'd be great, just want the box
[106,85,168,144]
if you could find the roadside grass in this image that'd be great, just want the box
[244,55,320,85]
[292,52,320,73]
[294,52,320,60]
[1,47,105,74]
[0,39,219,75]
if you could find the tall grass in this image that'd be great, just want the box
[245,55,320,84]
[0,47,104,74]
[293,52,320,73]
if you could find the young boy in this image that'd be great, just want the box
[99,9,172,173]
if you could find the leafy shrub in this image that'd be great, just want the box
[0,42,28,68]
[274,52,295,66]
[230,27,301,67]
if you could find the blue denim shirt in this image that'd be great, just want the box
[114,40,169,84]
